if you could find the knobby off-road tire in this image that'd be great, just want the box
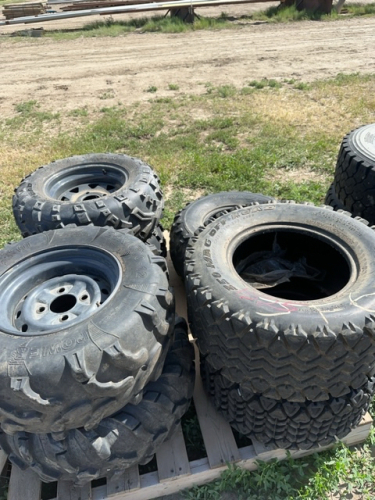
[0,226,174,435]
[333,124,375,224]
[0,320,195,486]
[324,183,346,212]
[201,357,374,450]
[185,202,375,402]
[146,223,167,258]
[12,154,164,240]
[170,191,274,277]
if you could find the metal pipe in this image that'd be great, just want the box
[0,0,272,26]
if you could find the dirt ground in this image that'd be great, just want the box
[1,4,375,118]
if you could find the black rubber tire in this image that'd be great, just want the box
[185,201,375,402]
[170,191,274,277]
[324,183,347,212]
[12,153,164,240]
[333,124,375,224]
[0,319,195,486]
[0,226,174,434]
[146,223,167,258]
[201,356,374,450]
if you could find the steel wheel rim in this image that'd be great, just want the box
[44,163,127,202]
[0,247,122,335]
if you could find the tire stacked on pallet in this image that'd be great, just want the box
[0,319,195,485]
[181,197,375,449]
[0,154,195,484]
[170,191,274,278]
[325,123,375,223]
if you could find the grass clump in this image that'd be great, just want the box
[39,14,232,40]
[184,432,375,499]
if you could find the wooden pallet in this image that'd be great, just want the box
[3,386,373,500]
[3,249,374,500]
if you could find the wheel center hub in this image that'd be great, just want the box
[14,274,102,333]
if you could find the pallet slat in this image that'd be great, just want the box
[193,345,241,468]
[106,465,140,496]
[57,480,92,500]
[156,424,190,481]
[8,464,42,500]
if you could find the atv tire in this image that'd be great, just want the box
[12,153,163,240]
[170,191,274,277]
[324,183,346,212]
[333,124,375,224]
[185,202,375,402]
[0,226,174,434]
[0,320,195,485]
[201,356,374,450]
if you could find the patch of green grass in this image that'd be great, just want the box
[5,100,60,130]
[146,86,158,93]
[168,83,180,91]
[248,78,282,89]
[41,14,233,40]
[250,4,337,22]
[294,82,311,91]
[216,84,237,98]
[184,432,375,499]
[341,2,375,16]
[248,1,375,22]
[68,107,89,117]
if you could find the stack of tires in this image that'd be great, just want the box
[171,193,375,450]
[325,123,375,225]
[0,154,195,485]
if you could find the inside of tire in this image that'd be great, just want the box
[233,229,351,301]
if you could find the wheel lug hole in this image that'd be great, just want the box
[61,315,69,322]
[37,306,46,314]
[81,294,89,301]
[58,288,65,294]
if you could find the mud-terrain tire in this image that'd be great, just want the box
[185,202,375,402]
[201,356,374,450]
[0,320,195,485]
[170,191,274,277]
[324,183,346,212]
[12,154,164,240]
[0,226,174,435]
[333,124,375,224]
[146,224,167,258]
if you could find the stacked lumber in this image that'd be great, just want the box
[2,2,46,18]
[60,0,150,10]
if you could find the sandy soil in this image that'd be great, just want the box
[0,7,375,118]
